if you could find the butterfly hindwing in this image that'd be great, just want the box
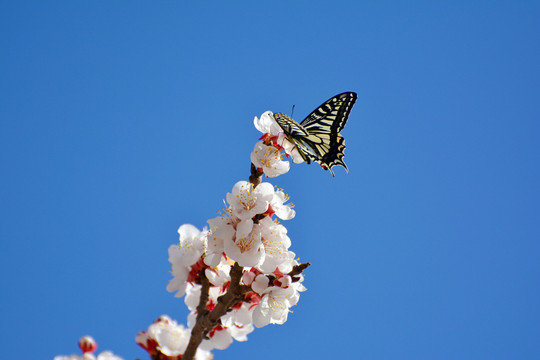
[273,92,357,176]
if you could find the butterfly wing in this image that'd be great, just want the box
[273,113,315,164]
[273,92,357,176]
[299,92,357,176]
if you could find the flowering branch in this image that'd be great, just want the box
[183,263,244,360]
[183,157,309,360]
[56,110,314,360]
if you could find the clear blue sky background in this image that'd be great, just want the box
[1,2,539,359]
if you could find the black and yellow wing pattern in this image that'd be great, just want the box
[273,92,357,176]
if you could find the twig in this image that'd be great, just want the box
[289,262,311,278]
[182,263,246,360]
[249,163,264,188]
[183,270,211,359]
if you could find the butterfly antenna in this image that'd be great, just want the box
[291,105,295,118]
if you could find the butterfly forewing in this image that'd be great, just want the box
[273,92,357,176]
[300,92,356,134]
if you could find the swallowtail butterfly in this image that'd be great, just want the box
[273,92,357,176]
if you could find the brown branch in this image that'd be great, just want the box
[249,163,264,188]
[289,262,311,278]
[195,271,210,321]
[208,263,245,322]
[182,264,311,359]
[182,263,249,360]
[183,270,211,360]
[252,213,266,224]
[266,262,311,285]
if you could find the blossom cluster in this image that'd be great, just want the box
[152,177,305,354]
[135,111,309,359]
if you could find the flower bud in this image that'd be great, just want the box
[78,335,97,354]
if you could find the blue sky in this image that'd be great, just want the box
[1,2,539,359]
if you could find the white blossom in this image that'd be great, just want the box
[222,302,255,327]
[147,316,190,356]
[205,214,236,268]
[166,224,207,298]
[270,188,295,220]
[252,285,300,327]
[241,269,257,285]
[253,111,282,136]
[257,217,295,273]
[138,315,213,360]
[185,284,223,313]
[274,274,292,288]
[199,325,233,351]
[194,348,214,360]
[224,219,265,267]
[222,318,255,342]
[205,259,232,287]
[184,283,202,311]
[251,141,290,177]
[251,274,270,295]
[226,181,273,220]
[176,224,207,265]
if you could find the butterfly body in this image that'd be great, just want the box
[274,92,357,176]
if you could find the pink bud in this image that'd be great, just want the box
[136,331,159,357]
[78,335,97,354]
[274,275,292,288]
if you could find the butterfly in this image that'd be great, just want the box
[273,92,357,176]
